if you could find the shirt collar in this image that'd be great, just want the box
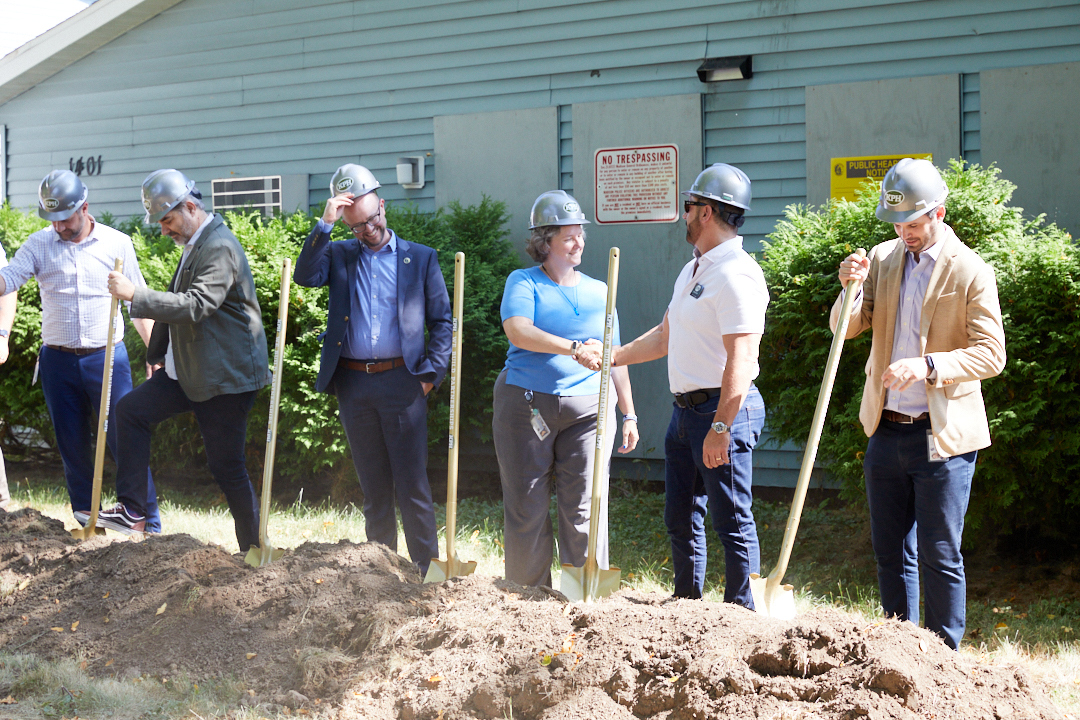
[695,235,744,267]
[186,212,216,249]
[360,229,397,256]
[52,217,98,245]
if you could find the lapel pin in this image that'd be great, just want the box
[404,257,411,264]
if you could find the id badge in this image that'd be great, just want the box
[530,409,551,441]
[927,430,946,463]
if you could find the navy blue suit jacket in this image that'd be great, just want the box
[293,224,452,394]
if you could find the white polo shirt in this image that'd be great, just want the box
[666,236,769,394]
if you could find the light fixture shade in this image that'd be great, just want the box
[697,55,753,83]
[396,156,425,189]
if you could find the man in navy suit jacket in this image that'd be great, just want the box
[294,164,452,575]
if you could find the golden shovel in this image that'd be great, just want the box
[245,258,291,568]
[750,248,867,618]
[425,252,477,582]
[71,258,123,540]
[561,247,621,602]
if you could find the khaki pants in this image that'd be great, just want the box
[492,369,616,587]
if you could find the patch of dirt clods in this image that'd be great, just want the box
[0,509,1063,719]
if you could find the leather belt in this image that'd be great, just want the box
[46,344,106,356]
[882,409,929,424]
[338,356,406,374]
[674,387,721,409]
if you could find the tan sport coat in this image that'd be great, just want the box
[830,226,1006,457]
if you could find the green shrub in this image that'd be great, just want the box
[759,160,1078,539]
[0,199,519,483]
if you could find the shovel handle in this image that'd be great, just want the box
[582,247,619,600]
[256,258,291,550]
[78,258,123,538]
[444,252,465,562]
[768,248,866,587]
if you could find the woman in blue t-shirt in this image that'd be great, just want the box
[492,190,638,588]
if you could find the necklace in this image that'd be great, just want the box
[541,264,580,315]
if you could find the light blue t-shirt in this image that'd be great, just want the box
[500,266,620,396]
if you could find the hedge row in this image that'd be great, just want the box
[759,160,1079,542]
[0,198,520,481]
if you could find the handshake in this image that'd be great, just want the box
[571,338,612,372]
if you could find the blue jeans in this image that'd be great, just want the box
[863,417,976,650]
[664,385,765,606]
[114,371,260,551]
[333,364,438,576]
[39,344,160,532]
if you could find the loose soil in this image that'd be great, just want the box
[0,509,1063,719]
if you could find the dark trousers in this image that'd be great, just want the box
[863,417,976,650]
[114,371,260,551]
[40,344,160,532]
[664,385,765,607]
[333,364,438,575]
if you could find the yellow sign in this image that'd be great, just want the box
[830,154,933,201]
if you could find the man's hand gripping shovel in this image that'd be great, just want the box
[426,253,477,582]
[561,247,621,603]
[750,248,866,618]
[71,258,123,540]
[245,259,292,567]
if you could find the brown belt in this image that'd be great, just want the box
[46,344,106,356]
[338,356,406,374]
[882,409,929,424]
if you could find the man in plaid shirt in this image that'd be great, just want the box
[0,170,160,532]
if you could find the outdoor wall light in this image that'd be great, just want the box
[697,55,753,83]
[397,156,425,189]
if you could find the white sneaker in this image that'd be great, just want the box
[73,510,90,527]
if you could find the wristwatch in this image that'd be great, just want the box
[569,340,580,357]
[0,329,9,338]
[711,420,730,435]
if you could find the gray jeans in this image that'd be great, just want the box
[492,369,616,587]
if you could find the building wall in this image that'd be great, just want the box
[1,0,1078,483]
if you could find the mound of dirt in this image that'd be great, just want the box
[0,509,1062,719]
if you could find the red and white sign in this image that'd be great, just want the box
[594,144,679,224]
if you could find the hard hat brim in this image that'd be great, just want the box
[528,218,591,229]
[38,200,84,222]
[680,189,751,212]
[875,201,944,224]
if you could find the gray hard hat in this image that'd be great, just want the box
[682,163,752,212]
[529,190,590,229]
[38,170,88,221]
[142,169,197,223]
[330,163,380,197]
[876,158,948,224]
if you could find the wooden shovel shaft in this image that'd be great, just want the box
[82,257,124,535]
[583,247,619,591]
[444,252,465,561]
[257,258,291,548]
[767,249,866,589]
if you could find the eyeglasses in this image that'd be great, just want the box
[348,204,383,234]
[684,201,711,214]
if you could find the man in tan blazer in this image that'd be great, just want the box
[833,159,1005,650]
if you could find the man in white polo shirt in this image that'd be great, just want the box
[611,163,768,607]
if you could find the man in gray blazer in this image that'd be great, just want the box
[102,169,270,550]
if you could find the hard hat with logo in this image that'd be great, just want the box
[682,163,752,212]
[529,190,590,229]
[330,164,380,197]
[142,169,197,223]
[38,170,88,221]
[876,158,948,224]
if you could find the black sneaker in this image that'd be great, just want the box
[96,503,146,535]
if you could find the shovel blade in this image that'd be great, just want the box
[560,564,621,603]
[749,573,796,620]
[424,556,478,584]
[70,526,106,539]
[245,545,285,568]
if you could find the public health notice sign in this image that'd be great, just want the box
[830,153,933,201]
[594,145,679,224]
